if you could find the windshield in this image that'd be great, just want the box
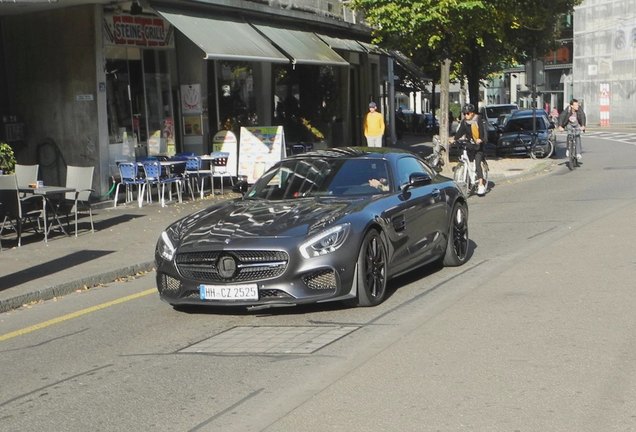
[246,157,391,200]
[503,117,547,133]
[484,105,517,120]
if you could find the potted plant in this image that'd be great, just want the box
[0,141,16,174]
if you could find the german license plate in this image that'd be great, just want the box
[199,284,258,301]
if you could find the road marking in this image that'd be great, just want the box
[0,288,156,342]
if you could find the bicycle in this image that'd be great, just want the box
[511,131,554,159]
[564,124,582,170]
[452,139,489,196]
[424,135,446,173]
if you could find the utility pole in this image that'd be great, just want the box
[525,47,544,148]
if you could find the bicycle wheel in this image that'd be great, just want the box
[530,140,554,159]
[481,160,489,188]
[453,163,469,196]
[567,136,576,170]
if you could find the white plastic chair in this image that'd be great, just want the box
[210,152,234,194]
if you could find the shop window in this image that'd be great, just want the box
[273,64,339,145]
[218,62,257,134]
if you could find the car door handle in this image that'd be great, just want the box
[431,188,441,199]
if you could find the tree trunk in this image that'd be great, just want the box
[466,45,481,107]
[439,59,451,174]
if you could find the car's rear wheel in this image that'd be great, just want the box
[443,202,469,266]
[355,229,388,307]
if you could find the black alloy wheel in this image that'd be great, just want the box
[355,229,388,307]
[443,202,469,266]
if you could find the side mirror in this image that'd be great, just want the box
[232,176,250,196]
[403,172,432,192]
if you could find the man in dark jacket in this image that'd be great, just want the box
[558,98,586,161]
[452,103,488,196]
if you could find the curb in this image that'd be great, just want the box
[0,262,155,313]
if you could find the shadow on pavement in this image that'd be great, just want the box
[0,250,114,290]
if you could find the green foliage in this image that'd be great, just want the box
[352,0,584,103]
[0,142,16,174]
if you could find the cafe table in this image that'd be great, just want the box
[18,185,76,243]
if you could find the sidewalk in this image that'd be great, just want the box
[0,138,555,313]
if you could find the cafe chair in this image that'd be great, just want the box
[114,162,146,208]
[14,163,39,196]
[0,174,43,247]
[185,156,211,199]
[141,160,182,207]
[55,166,95,237]
[211,152,234,195]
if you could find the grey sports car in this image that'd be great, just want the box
[155,147,469,310]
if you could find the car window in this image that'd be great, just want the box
[484,105,517,120]
[396,156,432,188]
[247,157,391,199]
[503,117,547,132]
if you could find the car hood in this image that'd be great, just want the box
[173,197,367,246]
[499,130,548,142]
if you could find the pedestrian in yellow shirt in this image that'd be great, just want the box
[364,102,385,147]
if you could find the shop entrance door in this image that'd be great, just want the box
[105,47,175,171]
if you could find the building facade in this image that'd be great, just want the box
[1,0,401,198]
[573,0,636,126]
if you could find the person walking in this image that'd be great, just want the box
[364,101,385,147]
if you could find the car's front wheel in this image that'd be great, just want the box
[443,202,469,266]
[355,229,388,307]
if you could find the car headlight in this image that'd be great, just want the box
[157,230,177,261]
[299,223,350,259]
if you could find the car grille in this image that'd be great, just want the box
[175,250,289,283]
[158,274,182,297]
[303,269,337,291]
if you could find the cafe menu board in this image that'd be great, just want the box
[211,130,238,177]
[238,126,286,184]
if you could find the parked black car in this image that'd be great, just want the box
[155,147,470,310]
[480,104,519,144]
[496,109,555,158]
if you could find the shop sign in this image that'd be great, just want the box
[104,13,174,48]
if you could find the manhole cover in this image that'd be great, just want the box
[180,325,360,355]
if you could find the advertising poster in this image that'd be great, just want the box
[181,84,202,114]
[211,130,238,177]
[237,126,286,183]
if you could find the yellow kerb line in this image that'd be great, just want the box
[0,288,156,342]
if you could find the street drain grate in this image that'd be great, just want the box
[180,325,360,355]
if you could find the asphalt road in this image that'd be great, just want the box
[1,133,636,431]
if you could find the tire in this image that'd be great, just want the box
[567,137,576,171]
[443,202,469,267]
[530,140,554,159]
[481,160,489,189]
[354,229,388,307]
[453,163,469,196]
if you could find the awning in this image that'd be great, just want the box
[358,41,389,55]
[157,11,289,63]
[254,25,349,66]
[390,50,430,85]
[317,34,367,53]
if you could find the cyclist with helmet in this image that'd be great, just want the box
[451,103,488,196]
